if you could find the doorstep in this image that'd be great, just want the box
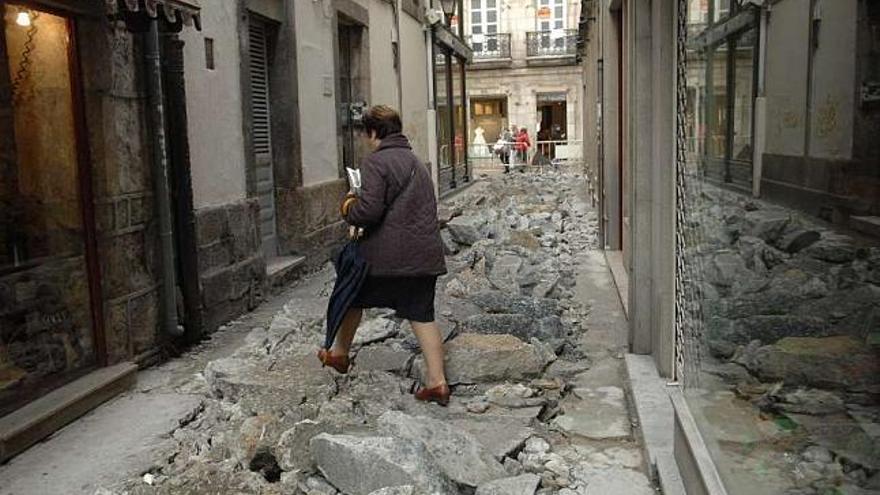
[0,362,137,463]
[266,255,307,291]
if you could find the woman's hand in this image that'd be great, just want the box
[340,192,358,217]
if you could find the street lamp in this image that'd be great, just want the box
[438,0,456,26]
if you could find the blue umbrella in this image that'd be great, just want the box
[324,241,369,350]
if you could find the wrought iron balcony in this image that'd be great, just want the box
[467,33,511,60]
[526,29,578,58]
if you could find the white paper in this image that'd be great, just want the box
[346,167,362,195]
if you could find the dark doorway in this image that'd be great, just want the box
[536,93,567,160]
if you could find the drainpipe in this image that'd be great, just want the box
[146,19,184,337]
[393,0,404,111]
[425,5,440,199]
[752,5,769,198]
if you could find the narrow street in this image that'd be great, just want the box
[0,172,652,495]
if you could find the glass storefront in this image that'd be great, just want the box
[681,1,880,494]
[451,54,467,182]
[1,5,99,417]
[433,40,469,193]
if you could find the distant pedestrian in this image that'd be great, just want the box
[515,127,531,167]
[500,126,515,173]
[321,105,451,406]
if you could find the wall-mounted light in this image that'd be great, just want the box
[16,11,32,27]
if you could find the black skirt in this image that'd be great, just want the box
[351,275,438,323]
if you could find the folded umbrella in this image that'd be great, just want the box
[324,241,369,350]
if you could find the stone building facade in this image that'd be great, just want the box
[578,0,880,493]
[0,0,466,461]
[463,0,583,151]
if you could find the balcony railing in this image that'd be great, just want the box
[467,33,511,60]
[526,29,578,58]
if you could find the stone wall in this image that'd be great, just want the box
[78,18,163,364]
[277,179,349,269]
[196,198,266,333]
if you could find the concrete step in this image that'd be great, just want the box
[266,255,307,291]
[624,354,686,495]
[0,363,137,463]
[850,216,880,238]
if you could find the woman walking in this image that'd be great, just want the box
[318,105,451,405]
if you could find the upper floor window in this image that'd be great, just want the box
[536,0,565,31]
[470,0,498,36]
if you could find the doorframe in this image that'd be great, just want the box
[3,1,109,365]
[67,12,108,367]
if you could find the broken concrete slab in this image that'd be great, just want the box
[447,216,488,246]
[553,383,630,441]
[413,334,555,385]
[462,314,566,351]
[377,411,507,488]
[310,434,459,495]
[353,318,401,347]
[469,291,562,319]
[277,419,339,472]
[447,416,535,461]
[475,474,541,495]
[354,345,414,373]
[573,466,654,495]
[204,352,337,414]
[367,486,416,495]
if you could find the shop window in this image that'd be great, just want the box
[1,4,98,416]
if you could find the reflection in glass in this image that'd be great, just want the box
[451,56,465,169]
[706,42,728,161]
[1,5,96,417]
[434,47,450,170]
[679,5,880,495]
[731,28,755,164]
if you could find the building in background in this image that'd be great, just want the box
[463,0,583,165]
[0,0,463,463]
[579,0,879,493]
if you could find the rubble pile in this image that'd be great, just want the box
[111,172,651,495]
[689,184,880,494]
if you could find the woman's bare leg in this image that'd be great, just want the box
[410,320,447,388]
[331,308,363,356]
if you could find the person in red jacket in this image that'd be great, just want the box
[515,127,531,166]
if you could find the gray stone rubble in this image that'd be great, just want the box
[687,184,880,495]
[106,173,653,495]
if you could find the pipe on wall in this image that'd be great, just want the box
[752,6,769,198]
[146,19,184,338]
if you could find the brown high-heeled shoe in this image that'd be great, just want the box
[317,348,350,374]
[414,383,451,406]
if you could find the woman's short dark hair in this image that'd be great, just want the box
[363,105,402,139]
